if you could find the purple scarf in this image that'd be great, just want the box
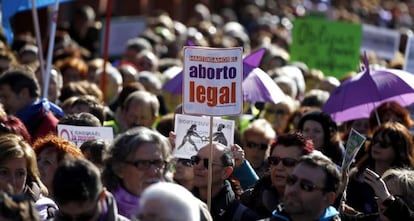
[112,186,140,219]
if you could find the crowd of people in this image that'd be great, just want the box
[1,0,414,221]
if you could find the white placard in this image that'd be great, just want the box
[100,16,147,58]
[57,124,114,147]
[182,47,243,116]
[360,24,400,60]
[173,114,234,159]
[404,36,414,73]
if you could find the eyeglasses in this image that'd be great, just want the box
[190,155,223,169]
[176,158,193,167]
[245,141,268,150]
[268,156,298,167]
[371,137,392,148]
[286,174,325,192]
[124,159,166,170]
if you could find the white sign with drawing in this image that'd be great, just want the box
[173,114,234,159]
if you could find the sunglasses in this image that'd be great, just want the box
[124,159,166,170]
[176,158,193,167]
[286,174,325,192]
[246,141,268,150]
[268,156,298,167]
[371,137,392,148]
[190,155,223,169]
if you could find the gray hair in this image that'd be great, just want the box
[382,168,414,208]
[139,182,200,221]
[102,127,172,190]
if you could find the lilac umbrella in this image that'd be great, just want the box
[323,64,414,123]
[162,48,266,94]
[242,67,285,104]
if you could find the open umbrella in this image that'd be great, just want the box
[242,67,285,104]
[162,48,266,94]
[323,59,414,123]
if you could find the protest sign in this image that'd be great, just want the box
[341,128,366,172]
[361,24,400,61]
[290,18,362,79]
[173,114,234,159]
[182,47,243,116]
[57,124,114,147]
[404,36,414,73]
[100,16,146,58]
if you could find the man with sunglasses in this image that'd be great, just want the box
[270,153,342,221]
[52,158,130,221]
[240,132,314,218]
[191,142,260,221]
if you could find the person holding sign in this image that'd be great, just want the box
[191,142,260,221]
[364,168,414,220]
[344,122,414,217]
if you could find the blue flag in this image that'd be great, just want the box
[1,0,72,44]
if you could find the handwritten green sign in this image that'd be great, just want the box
[290,18,362,79]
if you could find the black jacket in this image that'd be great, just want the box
[194,180,260,221]
[240,175,280,218]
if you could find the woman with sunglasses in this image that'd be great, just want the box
[173,158,194,191]
[0,133,57,220]
[242,118,276,178]
[240,132,314,218]
[344,122,414,218]
[102,126,172,219]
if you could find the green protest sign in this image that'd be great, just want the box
[290,18,362,79]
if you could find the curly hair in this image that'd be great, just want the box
[32,133,84,162]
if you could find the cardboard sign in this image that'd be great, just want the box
[341,128,366,172]
[361,24,400,60]
[182,47,243,116]
[57,124,114,147]
[173,114,234,159]
[290,18,362,79]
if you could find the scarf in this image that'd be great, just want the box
[112,185,140,219]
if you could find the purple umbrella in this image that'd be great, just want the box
[323,62,414,123]
[242,67,285,104]
[162,48,266,94]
